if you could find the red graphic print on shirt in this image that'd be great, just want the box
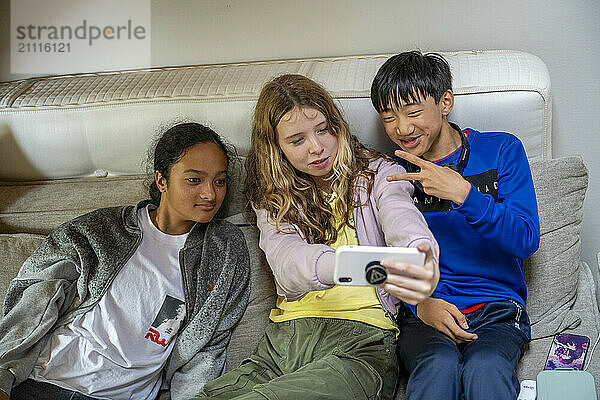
[145,295,186,347]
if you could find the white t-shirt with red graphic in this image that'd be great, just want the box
[30,205,188,400]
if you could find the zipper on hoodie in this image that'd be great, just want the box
[375,289,397,324]
[177,249,193,332]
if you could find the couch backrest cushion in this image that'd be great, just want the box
[525,156,588,339]
[0,157,248,235]
[223,212,276,371]
[0,176,147,234]
[0,50,551,182]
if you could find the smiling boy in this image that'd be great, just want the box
[370,51,541,399]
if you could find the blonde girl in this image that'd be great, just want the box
[193,75,439,400]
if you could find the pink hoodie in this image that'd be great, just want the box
[255,157,439,318]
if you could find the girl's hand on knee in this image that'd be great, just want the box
[380,243,438,305]
[416,297,478,344]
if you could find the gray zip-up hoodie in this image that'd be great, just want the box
[0,201,250,400]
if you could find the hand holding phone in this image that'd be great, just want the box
[380,242,437,305]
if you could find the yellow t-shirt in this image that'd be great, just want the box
[269,196,397,332]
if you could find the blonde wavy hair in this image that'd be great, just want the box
[246,74,384,245]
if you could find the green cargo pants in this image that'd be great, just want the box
[191,317,398,400]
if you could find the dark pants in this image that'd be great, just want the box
[192,317,398,400]
[11,379,100,400]
[398,300,530,400]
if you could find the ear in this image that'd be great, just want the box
[155,170,167,193]
[438,90,455,117]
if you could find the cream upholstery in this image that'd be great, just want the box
[0,50,550,181]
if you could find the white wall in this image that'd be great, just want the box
[1,0,598,268]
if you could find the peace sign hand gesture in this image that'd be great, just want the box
[387,150,471,205]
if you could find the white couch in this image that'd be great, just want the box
[0,50,598,398]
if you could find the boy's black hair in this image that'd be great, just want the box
[370,51,452,113]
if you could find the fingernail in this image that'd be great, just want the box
[462,322,469,329]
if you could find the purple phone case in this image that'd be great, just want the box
[543,333,590,370]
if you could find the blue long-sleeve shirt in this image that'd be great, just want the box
[397,128,540,315]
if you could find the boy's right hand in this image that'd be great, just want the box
[416,297,478,344]
[388,150,471,205]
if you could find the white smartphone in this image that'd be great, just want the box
[334,245,426,286]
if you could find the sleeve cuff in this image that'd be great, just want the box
[404,302,418,317]
[315,250,336,286]
[453,183,491,222]
[0,369,15,397]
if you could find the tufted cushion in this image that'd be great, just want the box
[0,233,46,309]
[525,156,588,339]
[0,51,551,182]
